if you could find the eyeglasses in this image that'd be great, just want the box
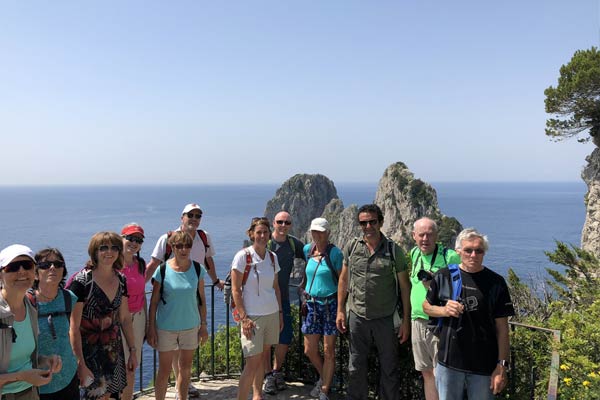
[174,243,193,250]
[124,235,144,244]
[37,260,66,270]
[186,212,202,219]
[462,248,485,255]
[99,245,121,252]
[359,219,379,227]
[275,220,291,226]
[2,260,35,273]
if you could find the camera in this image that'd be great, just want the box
[417,269,433,282]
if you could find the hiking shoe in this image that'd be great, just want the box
[274,370,287,391]
[188,383,200,398]
[318,391,330,400]
[310,378,322,397]
[263,373,278,395]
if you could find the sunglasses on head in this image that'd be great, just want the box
[174,243,193,250]
[186,212,202,219]
[124,235,144,244]
[275,220,291,226]
[358,219,379,227]
[2,259,35,273]
[37,260,66,270]
[99,245,121,252]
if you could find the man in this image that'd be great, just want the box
[423,228,514,400]
[336,204,411,400]
[262,211,305,395]
[145,203,224,398]
[410,217,460,400]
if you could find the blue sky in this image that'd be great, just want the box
[1,1,598,184]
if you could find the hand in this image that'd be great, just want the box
[21,368,53,386]
[241,318,255,339]
[40,354,62,374]
[198,325,209,344]
[77,364,94,387]
[444,300,464,318]
[147,327,158,349]
[214,279,225,291]
[336,310,347,334]
[127,351,138,372]
[397,320,410,344]
[490,364,508,394]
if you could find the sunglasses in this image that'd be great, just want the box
[99,245,121,252]
[186,212,202,219]
[2,259,35,273]
[359,219,379,227]
[462,248,485,255]
[275,220,291,226]
[124,235,144,244]
[174,243,193,250]
[37,260,66,270]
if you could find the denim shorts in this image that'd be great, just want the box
[301,298,338,336]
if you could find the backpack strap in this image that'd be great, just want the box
[163,231,175,261]
[193,260,203,307]
[436,264,462,330]
[159,263,167,305]
[197,230,211,270]
[308,243,338,284]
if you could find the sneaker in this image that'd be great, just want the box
[310,378,322,397]
[188,383,200,398]
[274,370,287,391]
[263,372,278,395]
[318,392,330,400]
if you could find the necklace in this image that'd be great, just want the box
[36,289,58,302]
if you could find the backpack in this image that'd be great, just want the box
[435,263,463,331]
[304,243,339,286]
[164,229,211,270]
[267,236,296,255]
[26,288,72,340]
[224,249,276,306]
[156,260,203,306]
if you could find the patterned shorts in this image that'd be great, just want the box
[301,298,338,336]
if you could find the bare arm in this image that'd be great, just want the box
[197,278,208,344]
[273,272,283,331]
[422,299,464,319]
[146,280,161,349]
[119,296,137,371]
[336,262,349,333]
[397,270,411,343]
[205,256,224,289]
[70,302,94,384]
[144,257,162,283]
[490,317,510,394]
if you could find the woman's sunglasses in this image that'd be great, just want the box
[124,235,144,244]
[2,259,35,273]
[174,243,193,250]
[37,260,66,270]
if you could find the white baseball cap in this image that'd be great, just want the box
[310,217,329,232]
[182,203,202,215]
[0,244,35,268]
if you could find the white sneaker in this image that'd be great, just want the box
[310,378,322,397]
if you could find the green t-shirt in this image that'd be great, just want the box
[409,244,460,320]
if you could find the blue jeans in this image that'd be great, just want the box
[435,363,495,400]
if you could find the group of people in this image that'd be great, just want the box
[233,204,514,400]
[0,201,515,400]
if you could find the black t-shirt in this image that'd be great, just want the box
[268,236,305,301]
[426,266,515,375]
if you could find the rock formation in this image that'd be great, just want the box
[264,162,462,254]
[581,147,600,256]
[264,174,339,238]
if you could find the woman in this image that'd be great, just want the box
[231,217,283,400]
[67,232,137,400]
[301,218,343,400]
[0,244,62,400]
[119,223,147,400]
[32,248,79,399]
[147,231,208,400]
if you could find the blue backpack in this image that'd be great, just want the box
[436,263,462,330]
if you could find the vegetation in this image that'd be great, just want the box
[544,47,600,145]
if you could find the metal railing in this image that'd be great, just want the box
[132,286,561,399]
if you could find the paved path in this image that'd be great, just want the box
[135,379,342,399]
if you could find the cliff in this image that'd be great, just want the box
[581,147,600,256]
[264,162,462,253]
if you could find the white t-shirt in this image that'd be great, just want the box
[231,246,280,316]
[151,228,216,263]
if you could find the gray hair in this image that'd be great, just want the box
[413,217,438,233]
[455,228,489,252]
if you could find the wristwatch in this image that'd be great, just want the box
[497,359,510,370]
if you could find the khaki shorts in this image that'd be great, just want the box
[157,326,199,352]
[122,309,146,365]
[411,318,439,371]
[241,312,279,358]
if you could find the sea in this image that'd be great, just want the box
[0,181,587,388]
